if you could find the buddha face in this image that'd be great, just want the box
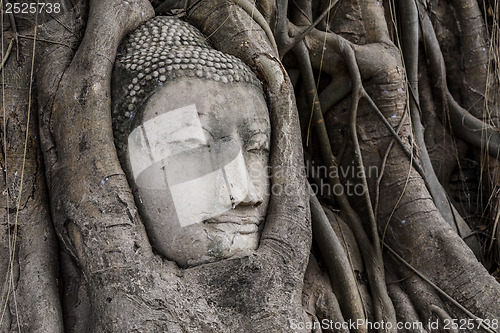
[125,78,270,267]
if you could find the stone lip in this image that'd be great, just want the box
[204,221,260,235]
[204,217,262,225]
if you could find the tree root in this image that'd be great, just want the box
[303,255,349,333]
[229,0,279,56]
[430,305,459,333]
[0,39,13,72]
[36,0,316,330]
[39,0,156,274]
[292,34,397,330]
[375,102,409,228]
[399,273,447,326]
[318,72,352,116]
[386,243,499,333]
[19,0,500,330]
[448,0,490,120]
[280,0,337,58]
[299,25,444,198]
[399,0,481,257]
[386,271,427,333]
[417,1,500,159]
[4,0,19,61]
[0,12,64,329]
[310,187,366,332]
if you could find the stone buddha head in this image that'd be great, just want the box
[112,16,271,267]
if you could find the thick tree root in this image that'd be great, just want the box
[418,2,500,159]
[310,188,366,332]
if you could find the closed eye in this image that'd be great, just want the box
[165,126,207,147]
[246,133,269,154]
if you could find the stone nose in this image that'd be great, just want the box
[238,182,263,207]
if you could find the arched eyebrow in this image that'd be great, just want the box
[244,132,270,153]
[239,116,270,128]
[247,131,269,138]
[238,117,270,138]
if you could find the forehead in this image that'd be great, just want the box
[142,78,270,134]
[111,16,266,152]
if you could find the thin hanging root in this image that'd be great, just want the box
[322,32,384,267]
[417,1,500,159]
[303,27,384,262]
[488,207,500,253]
[4,0,19,60]
[337,41,403,327]
[398,0,480,256]
[281,0,337,57]
[362,89,426,177]
[361,86,467,224]
[17,35,73,50]
[0,6,39,328]
[293,38,397,331]
[385,243,499,333]
[344,53,380,260]
[0,39,13,72]
[374,105,409,218]
[367,83,477,257]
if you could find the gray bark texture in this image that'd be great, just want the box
[0,0,499,332]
